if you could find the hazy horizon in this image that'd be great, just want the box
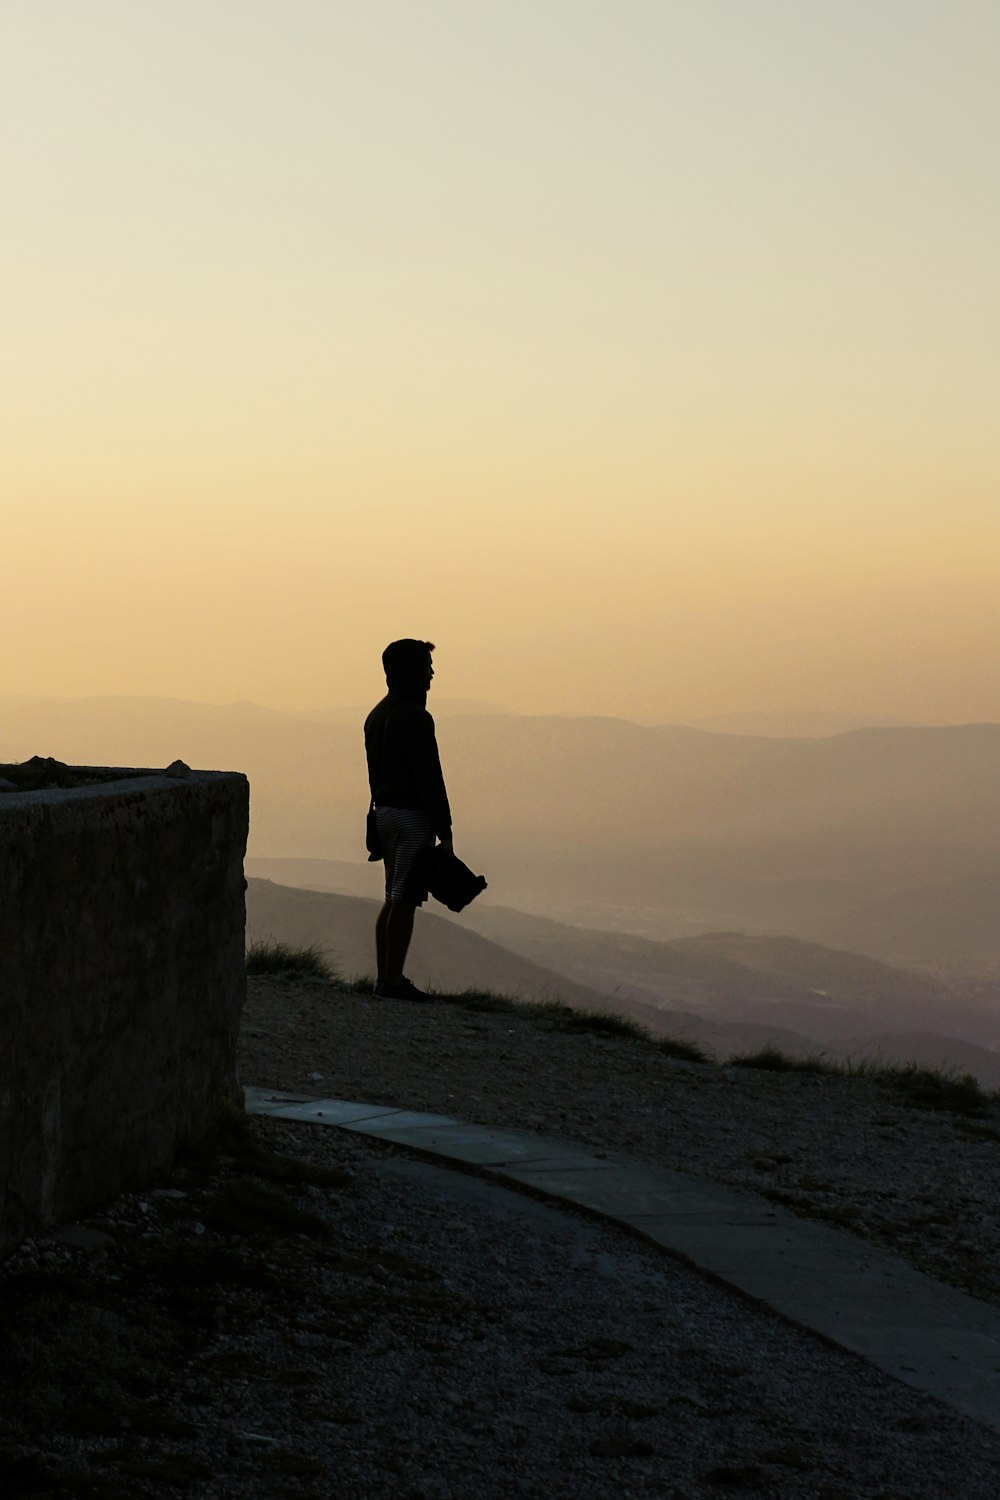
[1,689,994,737]
[4,694,999,966]
[3,2,998,727]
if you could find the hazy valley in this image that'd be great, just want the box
[247,875,1000,1088]
[5,692,999,1084]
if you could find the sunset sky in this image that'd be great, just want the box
[3,1,997,724]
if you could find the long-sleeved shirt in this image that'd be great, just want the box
[364,690,453,840]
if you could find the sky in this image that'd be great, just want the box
[2,0,998,724]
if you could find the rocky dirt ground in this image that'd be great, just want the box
[243,975,1000,1307]
[3,974,1000,1499]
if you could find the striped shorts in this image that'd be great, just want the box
[375,806,434,904]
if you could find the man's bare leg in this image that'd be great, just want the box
[384,901,416,985]
[375,900,392,983]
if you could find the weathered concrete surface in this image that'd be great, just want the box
[1,770,249,1255]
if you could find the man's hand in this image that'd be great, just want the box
[438,835,454,857]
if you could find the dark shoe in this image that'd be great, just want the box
[378,977,433,1003]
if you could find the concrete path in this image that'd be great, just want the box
[245,1087,1000,1435]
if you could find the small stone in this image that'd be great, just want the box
[590,1437,655,1457]
[52,1226,114,1252]
[292,1331,326,1349]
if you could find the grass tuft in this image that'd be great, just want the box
[436,987,711,1057]
[447,987,524,1015]
[246,940,336,980]
[655,1035,712,1064]
[542,1004,650,1040]
[444,989,663,1043]
[727,1048,997,1116]
[728,1046,838,1075]
[883,1064,990,1118]
[249,957,998,1109]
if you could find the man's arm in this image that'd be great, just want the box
[416,710,453,848]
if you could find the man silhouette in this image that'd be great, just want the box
[364,639,453,1001]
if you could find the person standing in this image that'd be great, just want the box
[364,638,453,1001]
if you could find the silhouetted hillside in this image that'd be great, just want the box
[246,878,1000,1083]
[246,878,609,1009]
[244,880,885,1063]
[451,904,999,1046]
[246,861,967,1029]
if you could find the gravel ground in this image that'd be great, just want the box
[3,974,1000,1499]
[242,975,1000,1306]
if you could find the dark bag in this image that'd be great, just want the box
[421,845,488,913]
[366,802,382,862]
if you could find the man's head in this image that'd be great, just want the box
[382,638,435,692]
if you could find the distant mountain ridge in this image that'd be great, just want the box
[681,710,922,738]
[448,906,1000,1050]
[5,695,999,973]
[292,699,516,724]
[247,856,1000,1025]
[245,878,860,1062]
[5,694,997,854]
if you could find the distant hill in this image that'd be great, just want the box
[825,869,1000,978]
[245,855,1000,1043]
[291,699,515,725]
[5,695,999,969]
[680,711,919,738]
[244,879,882,1062]
[440,715,1000,850]
[6,694,998,850]
[451,904,999,1047]
[247,878,1000,1086]
[246,855,377,898]
[246,878,611,1010]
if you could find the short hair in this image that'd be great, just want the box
[382,638,435,688]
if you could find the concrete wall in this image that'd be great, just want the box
[0,770,249,1256]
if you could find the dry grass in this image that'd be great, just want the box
[245,939,336,980]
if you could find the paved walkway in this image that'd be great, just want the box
[245,1087,1000,1435]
